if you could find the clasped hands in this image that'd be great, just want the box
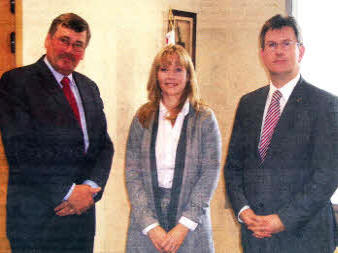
[240,209,285,239]
[148,224,189,253]
[54,184,101,216]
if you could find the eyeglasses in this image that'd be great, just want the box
[55,37,85,53]
[264,40,300,51]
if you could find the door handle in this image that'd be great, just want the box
[10,0,15,14]
[10,32,15,54]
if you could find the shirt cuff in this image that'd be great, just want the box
[83,180,100,197]
[63,183,75,201]
[142,223,160,235]
[82,180,100,188]
[238,205,250,223]
[179,216,198,231]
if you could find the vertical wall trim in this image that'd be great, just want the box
[285,0,293,15]
[15,0,22,67]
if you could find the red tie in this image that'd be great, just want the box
[258,90,282,161]
[61,76,82,127]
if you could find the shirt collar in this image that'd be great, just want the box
[159,99,190,117]
[269,73,300,101]
[44,56,74,87]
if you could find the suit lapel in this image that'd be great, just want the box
[36,57,70,109]
[265,78,307,161]
[149,110,166,228]
[73,73,94,141]
[167,110,189,230]
[35,56,81,126]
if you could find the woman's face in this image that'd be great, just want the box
[157,54,188,100]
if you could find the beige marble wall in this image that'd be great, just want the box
[20,1,285,252]
[197,1,285,251]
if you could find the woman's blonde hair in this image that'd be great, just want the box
[137,44,203,128]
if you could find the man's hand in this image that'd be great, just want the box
[54,201,76,216]
[148,226,167,252]
[248,214,285,238]
[240,208,272,238]
[160,224,189,253]
[240,208,263,227]
[55,184,101,216]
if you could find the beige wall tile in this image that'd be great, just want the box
[20,1,285,252]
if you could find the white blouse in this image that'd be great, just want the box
[142,100,198,234]
[155,100,190,188]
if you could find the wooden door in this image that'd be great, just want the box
[0,0,17,252]
[0,135,9,252]
[0,0,16,76]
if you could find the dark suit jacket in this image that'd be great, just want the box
[0,56,114,247]
[225,77,338,253]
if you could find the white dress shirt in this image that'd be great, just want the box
[44,57,89,152]
[44,57,99,200]
[238,74,300,222]
[143,100,198,234]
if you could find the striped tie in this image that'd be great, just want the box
[259,90,282,161]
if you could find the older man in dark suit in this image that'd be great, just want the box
[225,15,337,253]
[0,13,113,253]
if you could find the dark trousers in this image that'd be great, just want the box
[10,237,94,253]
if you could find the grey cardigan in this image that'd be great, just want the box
[125,105,221,253]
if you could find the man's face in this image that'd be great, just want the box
[261,26,305,82]
[45,25,87,75]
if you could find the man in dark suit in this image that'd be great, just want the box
[0,13,114,253]
[225,14,338,253]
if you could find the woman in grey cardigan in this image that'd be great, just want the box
[126,44,221,253]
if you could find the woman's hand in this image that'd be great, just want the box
[161,224,189,253]
[148,226,167,252]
